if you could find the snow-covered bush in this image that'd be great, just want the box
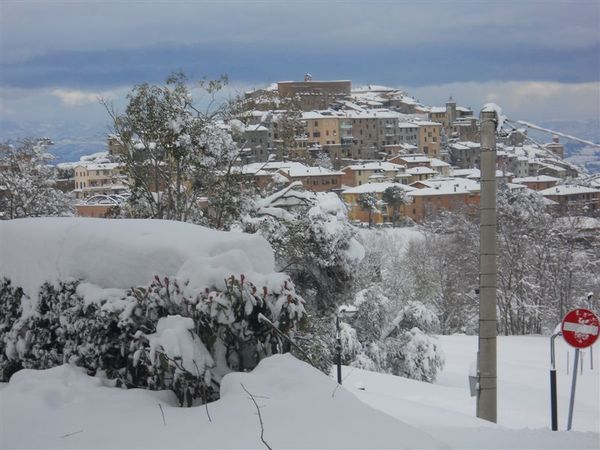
[0,218,307,406]
[348,290,444,382]
[243,183,364,312]
[0,274,305,406]
[352,286,391,343]
[381,328,444,382]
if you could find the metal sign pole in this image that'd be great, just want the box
[567,348,580,431]
[336,314,342,385]
[549,332,561,431]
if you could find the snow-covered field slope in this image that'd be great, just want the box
[1,336,598,449]
[343,335,599,449]
[0,355,446,450]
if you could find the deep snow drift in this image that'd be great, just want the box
[0,355,446,449]
[0,217,288,311]
[1,337,598,449]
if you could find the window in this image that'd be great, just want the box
[314,121,318,127]
[313,132,320,138]
[326,130,329,136]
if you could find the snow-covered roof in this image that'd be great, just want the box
[398,122,419,129]
[238,161,308,175]
[451,168,479,178]
[429,107,446,114]
[429,158,450,168]
[539,185,600,196]
[80,163,121,171]
[280,166,344,177]
[512,175,561,184]
[411,177,480,193]
[414,120,442,127]
[343,162,405,172]
[394,155,431,164]
[342,182,416,195]
[406,167,437,175]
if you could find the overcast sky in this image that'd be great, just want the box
[1,0,599,129]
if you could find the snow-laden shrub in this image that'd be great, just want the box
[339,321,362,364]
[290,315,335,374]
[382,328,445,382]
[0,279,24,381]
[352,286,391,343]
[349,293,445,382]
[243,183,364,312]
[0,274,305,407]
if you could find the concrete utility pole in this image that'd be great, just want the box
[477,107,498,423]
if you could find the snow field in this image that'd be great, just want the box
[342,335,599,449]
[1,336,598,449]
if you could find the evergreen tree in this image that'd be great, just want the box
[382,186,408,227]
[358,192,378,228]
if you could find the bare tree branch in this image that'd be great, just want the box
[240,383,272,450]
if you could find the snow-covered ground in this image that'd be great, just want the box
[343,335,599,449]
[1,335,598,449]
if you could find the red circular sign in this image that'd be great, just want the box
[561,309,600,349]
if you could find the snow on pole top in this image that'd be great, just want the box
[481,103,507,132]
[0,218,282,302]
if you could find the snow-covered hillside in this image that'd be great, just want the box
[1,336,598,449]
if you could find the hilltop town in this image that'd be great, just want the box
[44,75,599,225]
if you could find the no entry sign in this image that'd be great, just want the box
[561,308,600,349]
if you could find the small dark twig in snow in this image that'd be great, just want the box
[60,429,83,439]
[158,403,166,426]
[241,383,272,450]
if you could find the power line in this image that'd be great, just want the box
[506,119,600,148]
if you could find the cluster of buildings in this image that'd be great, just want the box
[53,75,599,223]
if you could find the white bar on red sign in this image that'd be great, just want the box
[562,322,599,335]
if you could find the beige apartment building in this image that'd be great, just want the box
[416,121,442,157]
[341,161,406,187]
[73,163,126,199]
[304,112,343,147]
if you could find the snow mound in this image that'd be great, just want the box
[1,354,447,449]
[0,218,282,302]
[148,315,214,375]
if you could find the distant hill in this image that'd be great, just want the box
[0,120,107,164]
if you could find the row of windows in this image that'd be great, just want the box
[303,178,339,186]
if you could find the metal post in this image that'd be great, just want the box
[591,346,594,370]
[336,315,342,385]
[567,349,580,430]
[477,108,498,423]
[550,332,561,431]
[567,351,569,375]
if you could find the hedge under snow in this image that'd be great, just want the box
[0,218,306,405]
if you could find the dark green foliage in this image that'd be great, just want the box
[0,274,305,407]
